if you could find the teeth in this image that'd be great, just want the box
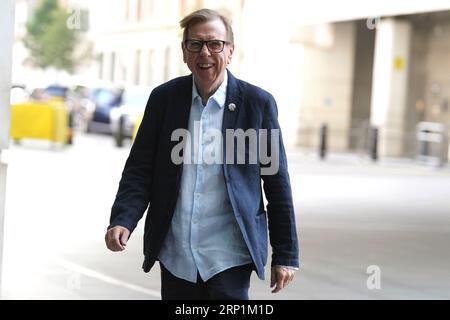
[198,63,213,68]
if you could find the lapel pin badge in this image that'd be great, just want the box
[228,103,236,111]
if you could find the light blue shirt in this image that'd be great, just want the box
[158,72,252,282]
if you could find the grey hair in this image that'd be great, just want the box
[180,8,234,44]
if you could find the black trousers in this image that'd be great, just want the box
[160,262,254,300]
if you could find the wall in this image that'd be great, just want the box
[296,21,357,151]
[349,20,375,151]
[405,16,430,157]
[424,12,450,126]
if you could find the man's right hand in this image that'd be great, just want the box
[105,226,130,252]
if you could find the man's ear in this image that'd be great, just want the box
[227,43,235,65]
[181,42,187,63]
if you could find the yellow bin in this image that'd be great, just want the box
[10,99,70,144]
[132,112,144,141]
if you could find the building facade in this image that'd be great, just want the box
[11,0,450,159]
[288,2,450,159]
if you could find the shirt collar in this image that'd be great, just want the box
[192,70,228,108]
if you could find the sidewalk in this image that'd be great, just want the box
[285,147,450,177]
[1,252,160,300]
[2,135,450,300]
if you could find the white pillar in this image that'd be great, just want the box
[291,21,356,151]
[0,0,15,298]
[370,18,412,157]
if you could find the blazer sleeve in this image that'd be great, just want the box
[260,93,300,268]
[108,89,162,234]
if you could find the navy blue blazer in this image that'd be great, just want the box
[109,70,299,279]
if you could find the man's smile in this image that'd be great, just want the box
[197,63,215,69]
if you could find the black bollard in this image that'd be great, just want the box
[319,124,327,160]
[369,126,378,161]
[115,114,125,147]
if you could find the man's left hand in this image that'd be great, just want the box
[270,266,296,293]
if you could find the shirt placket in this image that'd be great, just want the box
[190,101,210,262]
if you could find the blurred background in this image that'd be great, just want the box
[1,0,450,299]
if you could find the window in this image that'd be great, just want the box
[111,52,116,82]
[136,0,141,21]
[135,49,141,85]
[125,0,130,21]
[98,53,104,79]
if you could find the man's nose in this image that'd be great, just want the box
[199,42,211,56]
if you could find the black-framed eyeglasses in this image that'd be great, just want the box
[184,39,228,53]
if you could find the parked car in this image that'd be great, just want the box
[110,86,151,147]
[43,84,69,99]
[86,87,124,134]
[67,85,96,132]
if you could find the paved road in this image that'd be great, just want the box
[2,133,450,299]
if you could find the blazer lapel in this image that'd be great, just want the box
[222,69,242,134]
[167,75,192,175]
[170,74,193,132]
[222,69,242,166]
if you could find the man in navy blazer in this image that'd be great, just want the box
[106,8,299,300]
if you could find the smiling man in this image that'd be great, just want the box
[105,8,300,300]
[181,16,233,105]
